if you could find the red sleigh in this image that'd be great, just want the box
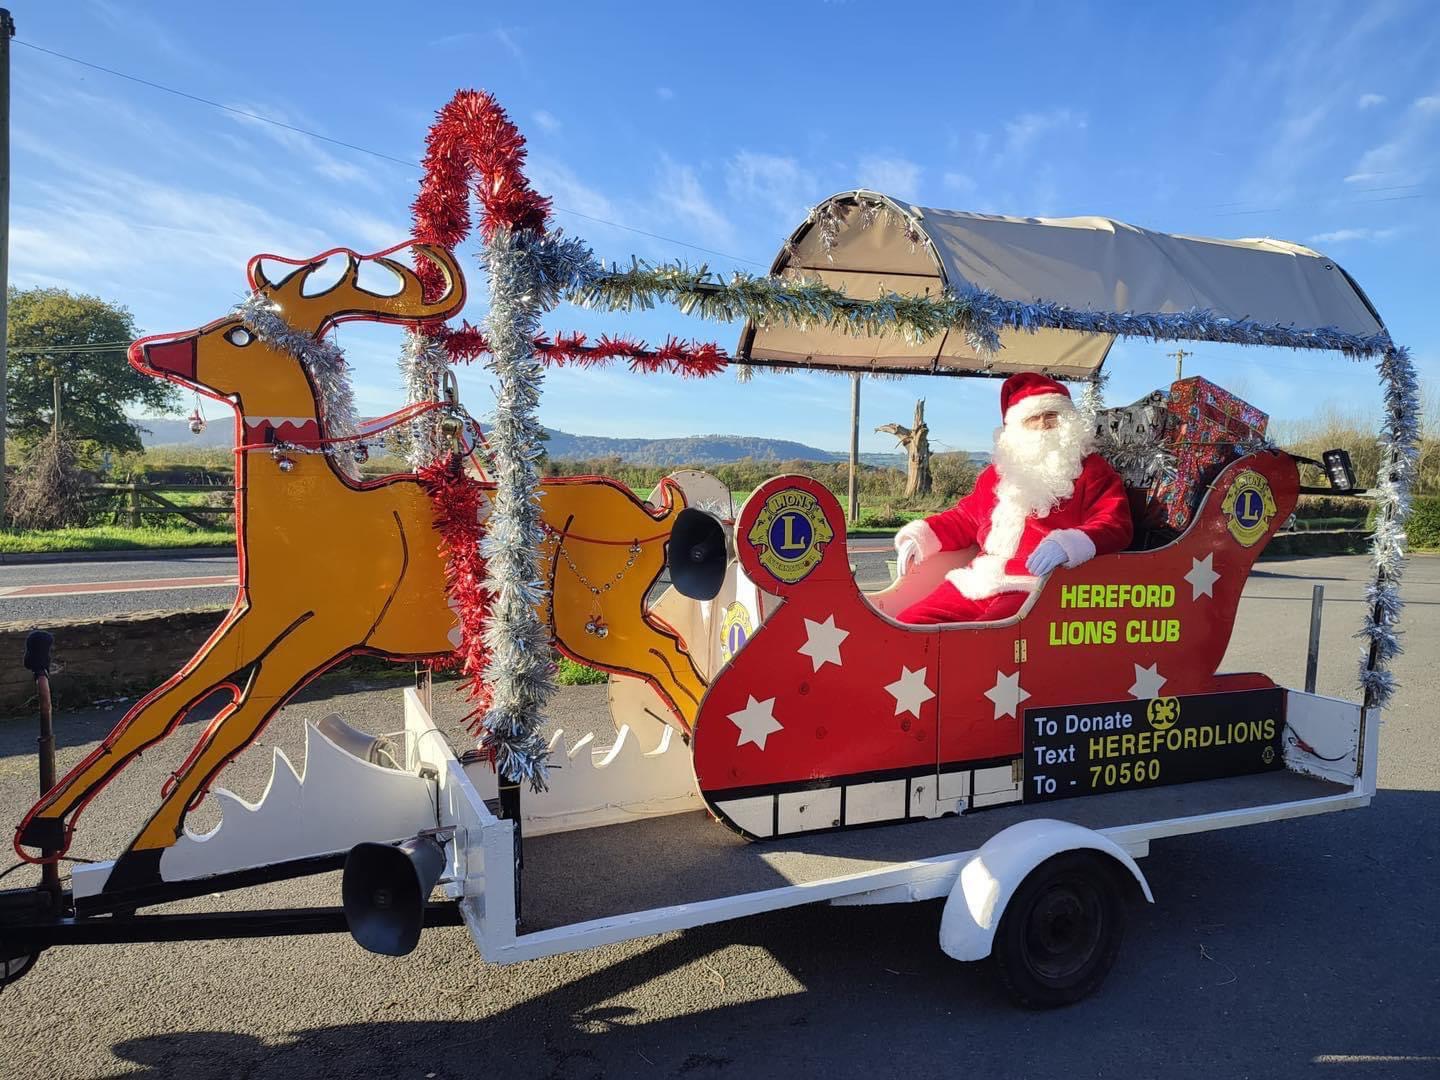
[688,449,1298,839]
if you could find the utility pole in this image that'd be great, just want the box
[847,373,860,524]
[1169,348,1192,381]
[0,9,14,521]
[51,375,60,437]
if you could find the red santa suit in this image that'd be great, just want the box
[894,373,1132,625]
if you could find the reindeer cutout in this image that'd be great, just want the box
[16,244,705,887]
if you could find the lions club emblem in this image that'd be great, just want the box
[1221,469,1276,547]
[746,487,834,585]
[719,602,754,663]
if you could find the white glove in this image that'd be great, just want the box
[897,537,923,577]
[894,520,940,577]
[1026,538,1068,576]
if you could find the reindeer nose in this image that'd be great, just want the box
[142,337,197,380]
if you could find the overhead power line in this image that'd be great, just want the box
[7,342,132,353]
[12,39,769,268]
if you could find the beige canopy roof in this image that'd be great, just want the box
[737,192,1385,379]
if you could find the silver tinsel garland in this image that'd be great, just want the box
[574,257,1419,712]
[573,262,1397,361]
[397,331,451,471]
[1357,344,1420,709]
[473,228,596,790]
[1078,366,1109,421]
[234,293,362,480]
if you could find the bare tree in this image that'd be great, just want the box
[7,432,89,530]
[877,398,932,498]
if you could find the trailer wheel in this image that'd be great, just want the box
[991,851,1125,1009]
[2,950,41,988]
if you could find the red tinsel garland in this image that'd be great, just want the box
[417,454,493,727]
[408,90,725,721]
[436,323,727,377]
[411,89,552,302]
[409,89,553,709]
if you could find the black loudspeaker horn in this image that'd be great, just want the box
[23,630,53,675]
[341,836,447,956]
[667,507,729,600]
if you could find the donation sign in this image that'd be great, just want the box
[1021,688,1285,804]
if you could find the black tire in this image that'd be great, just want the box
[1,950,41,988]
[991,850,1126,1009]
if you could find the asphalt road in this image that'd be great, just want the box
[0,543,899,623]
[0,555,239,623]
[0,554,1436,1079]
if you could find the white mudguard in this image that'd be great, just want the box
[939,819,1153,962]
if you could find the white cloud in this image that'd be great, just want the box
[9,134,341,312]
[1358,93,1387,109]
[89,0,207,71]
[530,157,623,223]
[534,110,561,133]
[1308,227,1399,244]
[1342,91,1440,185]
[855,155,922,201]
[943,171,976,194]
[319,209,410,252]
[493,28,524,59]
[727,151,817,217]
[996,108,1087,163]
[656,87,675,101]
[225,104,381,191]
[654,157,735,248]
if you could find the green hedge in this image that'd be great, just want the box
[555,656,608,686]
[1366,495,1440,550]
[1405,496,1440,550]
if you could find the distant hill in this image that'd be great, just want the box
[136,417,234,448]
[539,429,912,466]
[135,418,985,468]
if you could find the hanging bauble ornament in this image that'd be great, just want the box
[584,616,609,638]
[352,443,370,465]
[275,454,296,473]
[188,409,206,435]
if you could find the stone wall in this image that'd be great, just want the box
[0,608,229,717]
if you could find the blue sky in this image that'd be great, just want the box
[8,0,1439,454]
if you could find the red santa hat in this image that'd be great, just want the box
[999,372,1075,426]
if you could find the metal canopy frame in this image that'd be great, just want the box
[735,189,1391,382]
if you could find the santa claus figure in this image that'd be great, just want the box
[893,372,1132,624]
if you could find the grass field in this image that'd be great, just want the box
[0,525,234,554]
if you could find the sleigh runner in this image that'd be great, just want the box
[3,93,1416,1009]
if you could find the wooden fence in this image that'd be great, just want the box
[88,482,234,529]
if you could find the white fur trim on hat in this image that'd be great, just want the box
[1046,528,1097,567]
[1005,392,1077,427]
[895,518,942,561]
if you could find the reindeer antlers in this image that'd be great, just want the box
[246,243,467,333]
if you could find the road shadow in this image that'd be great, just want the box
[95,788,1439,1080]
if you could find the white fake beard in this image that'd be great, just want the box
[987,409,1093,558]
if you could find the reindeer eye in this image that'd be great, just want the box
[225,327,254,347]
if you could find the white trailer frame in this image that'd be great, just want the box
[405,683,1377,967]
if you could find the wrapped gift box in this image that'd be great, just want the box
[1152,376,1269,530]
[1093,390,1173,488]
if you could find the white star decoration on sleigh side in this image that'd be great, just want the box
[1185,553,1221,600]
[797,615,849,671]
[1129,662,1168,700]
[884,666,935,718]
[985,670,1031,720]
[727,695,783,751]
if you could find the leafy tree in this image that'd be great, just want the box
[6,286,179,452]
